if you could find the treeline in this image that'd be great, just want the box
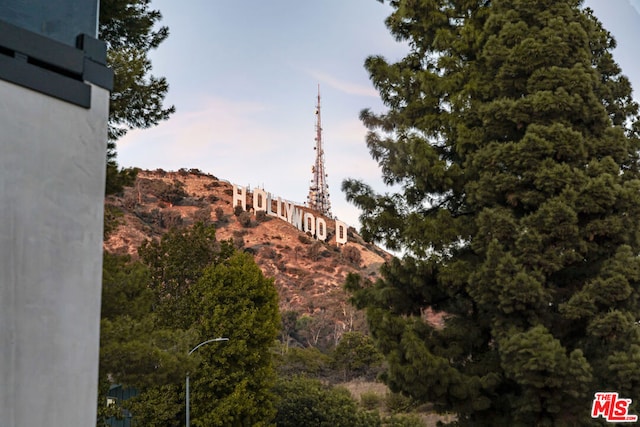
[98,222,428,426]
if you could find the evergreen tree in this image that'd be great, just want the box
[138,222,234,328]
[100,226,279,425]
[344,1,640,424]
[332,331,384,381]
[189,252,280,426]
[98,253,197,425]
[99,0,175,194]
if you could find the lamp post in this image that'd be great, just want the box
[186,338,229,427]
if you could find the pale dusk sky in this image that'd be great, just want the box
[116,1,640,228]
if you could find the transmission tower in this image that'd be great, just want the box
[307,85,332,217]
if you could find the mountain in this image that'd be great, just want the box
[103,168,392,348]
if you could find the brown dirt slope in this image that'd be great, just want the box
[104,169,392,343]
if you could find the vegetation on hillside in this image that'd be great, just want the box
[344,1,640,425]
[103,169,389,350]
[99,220,426,426]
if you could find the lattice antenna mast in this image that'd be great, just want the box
[307,85,332,217]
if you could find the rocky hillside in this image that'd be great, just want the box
[104,169,392,347]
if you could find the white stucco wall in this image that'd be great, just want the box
[0,80,108,425]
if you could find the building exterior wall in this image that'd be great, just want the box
[0,80,108,425]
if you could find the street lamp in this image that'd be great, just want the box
[186,338,229,427]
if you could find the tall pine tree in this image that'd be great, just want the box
[344,1,640,424]
[99,0,175,194]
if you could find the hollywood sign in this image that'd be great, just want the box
[233,185,349,245]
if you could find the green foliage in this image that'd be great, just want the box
[360,391,383,410]
[138,222,234,327]
[98,253,197,425]
[105,165,138,196]
[384,392,416,415]
[383,413,426,427]
[103,204,123,239]
[332,332,384,381]
[189,252,280,426]
[124,384,183,427]
[273,376,382,427]
[345,1,640,425]
[100,225,279,426]
[275,346,331,378]
[99,0,175,194]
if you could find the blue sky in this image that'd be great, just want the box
[117,1,640,229]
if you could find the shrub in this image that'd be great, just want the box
[262,246,278,259]
[273,376,381,427]
[161,210,182,229]
[275,347,331,378]
[156,180,187,206]
[238,211,252,227]
[332,332,384,381]
[298,234,311,245]
[360,391,382,411]
[384,392,414,414]
[193,206,212,224]
[214,207,226,222]
[256,210,271,223]
[342,245,362,266]
[307,242,322,261]
[383,413,426,427]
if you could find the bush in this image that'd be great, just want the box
[193,206,212,224]
[384,392,414,414]
[342,245,362,266]
[238,211,253,227]
[256,210,271,222]
[103,205,123,239]
[262,246,278,260]
[214,207,226,222]
[307,242,322,261]
[360,391,382,411]
[383,413,426,427]
[273,376,381,427]
[161,210,183,228]
[275,346,331,378]
[298,234,311,245]
[233,235,244,249]
[332,332,384,381]
[156,180,187,206]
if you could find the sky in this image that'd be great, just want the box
[117,0,640,230]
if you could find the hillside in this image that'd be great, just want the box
[104,168,392,347]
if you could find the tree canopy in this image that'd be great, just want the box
[273,375,381,427]
[344,1,640,425]
[98,225,280,426]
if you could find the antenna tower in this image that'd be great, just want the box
[307,85,332,217]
